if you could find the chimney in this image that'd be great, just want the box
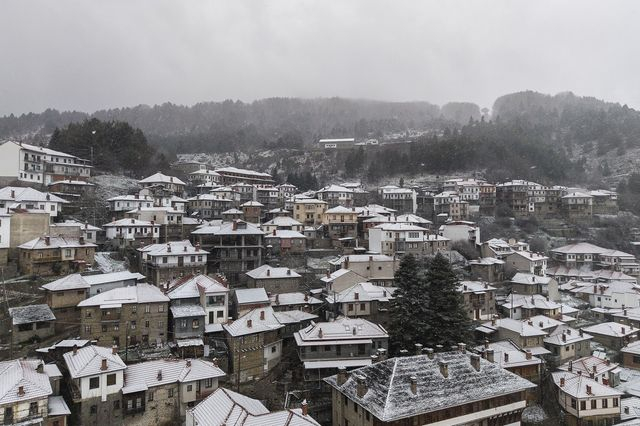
[232,221,238,231]
[470,354,481,371]
[593,365,597,374]
[504,353,509,363]
[167,243,171,253]
[377,348,387,361]
[212,358,219,367]
[79,236,85,245]
[184,245,187,252]
[157,370,162,381]
[260,311,265,320]
[287,269,291,275]
[593,285,598,293]
[272,229,276,236]
[579,329,584,337]
[318,328,323,338]
[458,343,466,353]
[622,327,626,334]
[17,386,24,397]
[275,294,279,304]
[100,359,107,371]
[301,399,308,416]
[491,315,497,326]
[73,344,78,355]
[36,362,43,373]
[304,294,308,302]
[560,377,565,387]
[337,367,348,385]
[486,349,495,363]
[425,348,434,359]
[438,360,449,378]
[525,350,532,360]
[586,385,592,395]
[414,343,423,355]
[354,292,359,300]
[112,346,118,355]
[10,190,14,198]
[562,333,566,343]
[344,256,349,269]
[625,406,630,415]
[355,374,367,398]
[45,236,50,246]
[326,270,331,278]
[484,339,489,349]
[409,376,418,394]
[186,359,191,367]
[46,194,50,201]
[266,269,270,277]
[247,319,252,328]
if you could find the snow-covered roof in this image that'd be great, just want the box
[294,317,388,346]
[78,283,169,307]
[510,273,552,285]
[50,219,101,231]
[0,359,52,405]
[582,322,638,337]
[557,355,618,377]
[501,293,561,311]
[270,292,322,307]
[0,186,68,204]
[48,395,71,416]
[317,184,353,194]
[170,305,206,318]
[224,307,284,337]
[9,304,55,325]
[324,352,535,422]
[469,257,505,266]
[188,388,319,426]
[63,345,126,379]
[241,201,264,207]
[82,271,145,285]
[265,230,307,239]
[42,274,89,291]
[138,240,209,256]
[329,282,397,304]
[457,281,496,294]
[320,268,365,283]
[18,236,97,250]
[551,242,609,255]
[273,310,319,325]
[473,340,542,368]
[325,206,358,214]
[246,265,301,280]
[107,194,154,202]
[222,208,243,215]
[214,166,273,179]
[552,371,622,398]
[329,254,397,266]
[139,172,186,186]
[235,288,269,305]
[478,317,547,337]
[262,216,302,227]
[509,251,549,262]
[294,198,327,205]
[167,274,229,300]
[191,220,264,236]
[121,359,224,394]
[373,223,427,232]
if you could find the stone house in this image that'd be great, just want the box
[457,281,497,321]
[78,284,170,348]
[244,264,302,294]
[326,283,396,327]
[9,304,56,345]
[18,236,96,276]
[329,254,399,287]
[293,198,327,227]
[264,230,307,255]
[138,240,208,286]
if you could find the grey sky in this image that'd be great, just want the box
[1,0,638,116]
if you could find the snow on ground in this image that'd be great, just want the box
[177,152,249,169]
[95,252,128,273]
[91,174,140,201]
[521,405,548,424]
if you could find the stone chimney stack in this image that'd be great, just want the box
[425,348,434,359]
[414,343,423,355]
[337,367,348,386]
[470,354,481,371]
[438,360,449,378]
[301,399,308,416]
[112,346,118,355]
[486,349,495,363]
[458,343,466,353]
[409,376,418,395]
[100,359,107,371]
[355,374,367,398]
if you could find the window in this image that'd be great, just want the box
[580,401,586,410]
[107,374,116,386]
[84,325,91,333]
[113,400,120,410]
[602,399,608,408]
[614,398,619,407]
[158,305,164,313]
[181,319,187,328]
[192,319,200,328]
[145,320,149,328]
[187,384,193,392]
[162,257,168,264]
[591,400,597,409]
[168,389,174,398]
[348,304,354,311]
[29,402,38,416]
[271,346,277,353]
[205,378,213,388]
[148,391,154,402]
[145,304,150,313]
[90,405,97,414]
[570,398,577,409]
[89,377,99,389]
[102,325,108,332]
[360,303,366,311]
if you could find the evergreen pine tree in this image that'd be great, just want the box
[422,253,471,349]
[388,254,432,354]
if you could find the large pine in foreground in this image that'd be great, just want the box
[388,254,431,354]
[422,253,471,349]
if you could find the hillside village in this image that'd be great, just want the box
[1,139,640,426]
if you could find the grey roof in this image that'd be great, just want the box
[63,345,126,379]
[0,359,52,405]
[0,186,68,204]
[122,359,224,394]
[224,307,284,337]
[235,288,269,305]
[324,352,536,422]
[246,265,301,280]
[170,304,206,318]
[9,304,55,325]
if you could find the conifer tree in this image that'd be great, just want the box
[422,253,471,349]
[388,254,431,353]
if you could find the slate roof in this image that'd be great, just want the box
[78,283,169,307]
[552,371,622,398]
[139,172,186,185]
[582,322,638,337]
[9,304,55,325]
[138,240,209,256]
[167,274,229,300]
[295,317,388,346]
[324,352,535,422]
[42,274,89,291]
[235,288,269,305]
[329,282,397,304]
[246,265,301,280]
[18,236,97,250]
[224,307,284,337]
[270,292,322,307]
[0,186,68,203]
[63,345,126,379]
[170,305,206,318]
[0,359,52,405]
[122,359,224,394]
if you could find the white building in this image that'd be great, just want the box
[103,218,160,246]
[0,186,67,218]
[107,194,154,213]
[0,141,91,184]
[138,172,186,196]
[166,274,230,332]
[63,345,126,403]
